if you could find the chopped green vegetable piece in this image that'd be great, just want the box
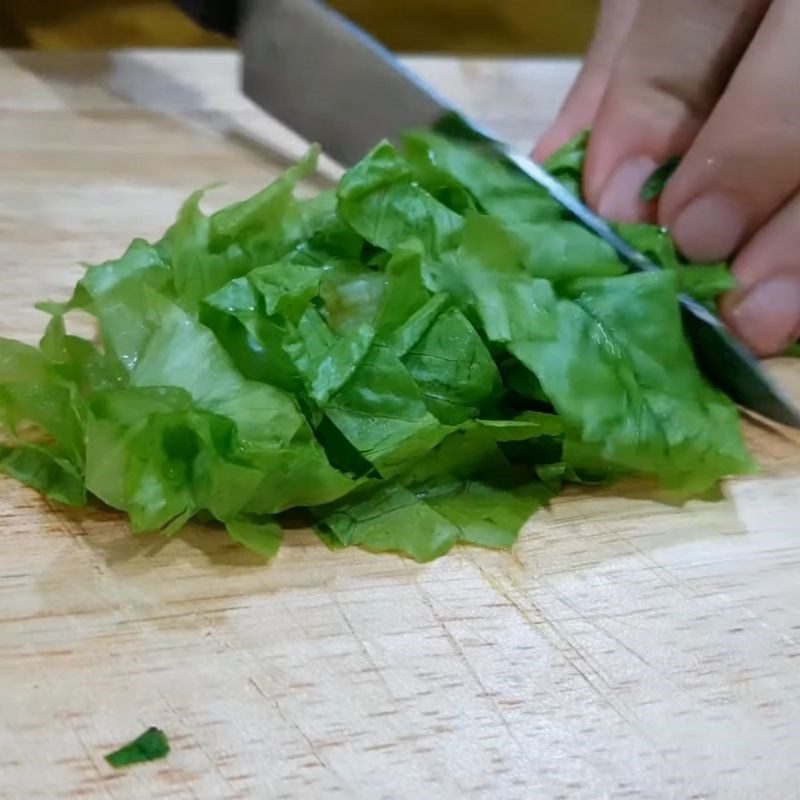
[404,130,564,222]
[784,342,800,358]
[225,517,283,559]
[104,727,170,769]
[317,478,552,562]
[641,156,681,201]
[542,130,589,197]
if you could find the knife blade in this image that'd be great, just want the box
[187,0,800,428]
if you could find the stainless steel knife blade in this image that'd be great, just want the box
[239,0,447,165]
[237,0,800,428]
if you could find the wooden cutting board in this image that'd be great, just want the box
[1,50,799,800]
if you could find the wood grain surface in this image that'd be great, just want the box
[1,50,800,800]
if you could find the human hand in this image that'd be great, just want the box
[535,0,800,356]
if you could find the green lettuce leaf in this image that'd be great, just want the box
[784,343,800,358]
[337,141,464,255]
[316,416,560,561]
[404,130,565,222]
[105,727,169,769]
[543,133,738,306]
[317,479,550,562]
[0,132,757,562]
[437,215,753,491]
[641,156,681,201]
[225,517,283,559]
[542,130,589,197]
[0,338,87,505]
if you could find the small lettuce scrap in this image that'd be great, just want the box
[641,156,681,201]
[0,131,754,562]
[104,727,170,769]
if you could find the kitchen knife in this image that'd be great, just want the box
[177,0,800,428]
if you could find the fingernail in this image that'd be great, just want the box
[597,156,658,222]
[672,193,746,263]
[729,273,800,356]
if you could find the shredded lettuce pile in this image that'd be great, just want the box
[0,132,754,561]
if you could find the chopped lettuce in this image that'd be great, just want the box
[641,156,681,201]
[104,727,170,769]
[0,129,754,562]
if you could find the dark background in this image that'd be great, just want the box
[0,0,598,54]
